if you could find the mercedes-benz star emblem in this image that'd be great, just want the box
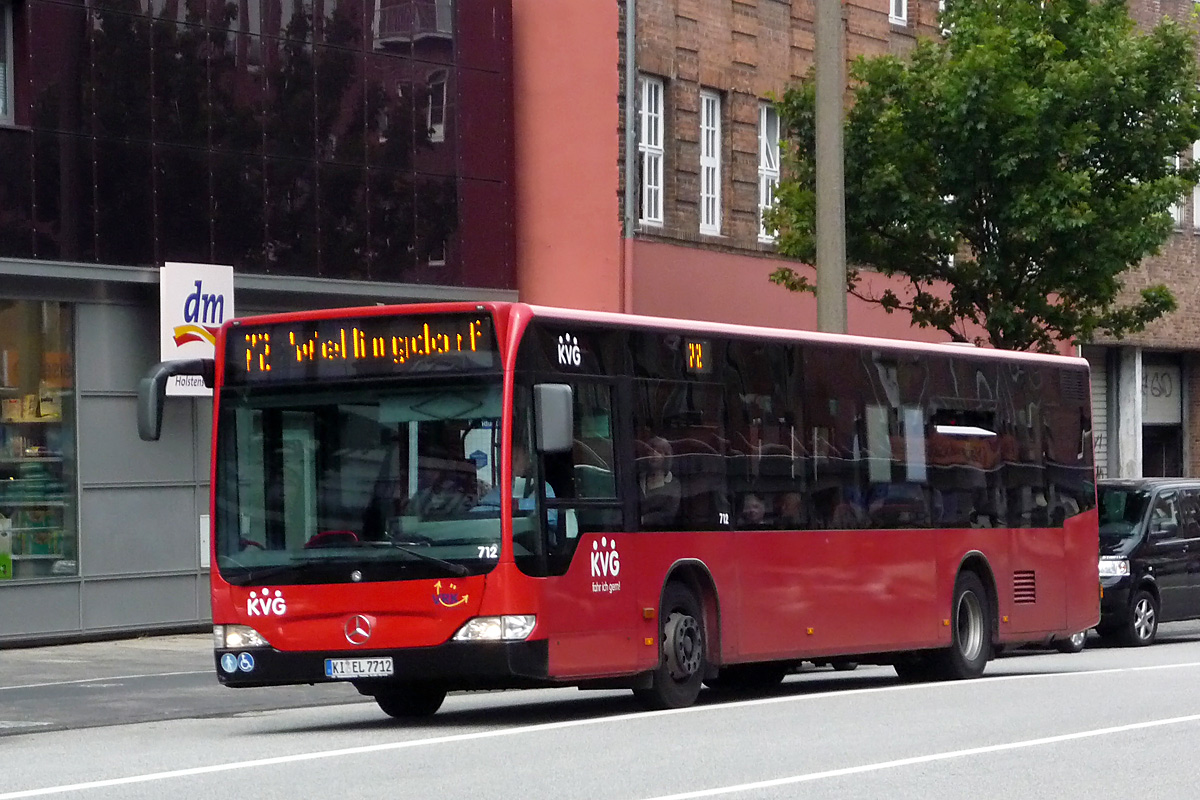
[344,614,372,646]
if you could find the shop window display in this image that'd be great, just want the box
[0,301,75,580]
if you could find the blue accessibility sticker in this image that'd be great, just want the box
[237,652,256,672]
[220,653,238,674]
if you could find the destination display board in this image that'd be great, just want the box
[224,313,499,384]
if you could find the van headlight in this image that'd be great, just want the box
[452,615,536,641]
[1099,558,1130,577]
[214,624,272,649]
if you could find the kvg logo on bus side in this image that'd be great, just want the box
[557,334,581,367]
[590,537,621,594]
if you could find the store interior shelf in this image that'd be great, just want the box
[11,554,62,561]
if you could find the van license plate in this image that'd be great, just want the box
[324,657,394,679]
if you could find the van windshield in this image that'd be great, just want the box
[1098,487,1151,540]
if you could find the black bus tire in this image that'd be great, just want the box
[374,684,447,719]
[1055,630,1088,654]
[893,653,935,682]
[931,571,992,680]
[634,583,706,710]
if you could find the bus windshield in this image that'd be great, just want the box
[214,380,505,585]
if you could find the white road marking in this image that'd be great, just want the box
[0,672,209,692]
[0,721,51,730]
[636,713,1200,799]
[1,660,1199,798]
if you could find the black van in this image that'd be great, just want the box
[1097,478,1200,646]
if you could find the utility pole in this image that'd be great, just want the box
[814,0,847,334]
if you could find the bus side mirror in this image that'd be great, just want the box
[137,359,215,441]
[534,383,573,454]
[137,371,168,442]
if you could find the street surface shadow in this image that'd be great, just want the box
[264,667,1023,736]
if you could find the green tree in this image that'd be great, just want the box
[768,0,1200,352]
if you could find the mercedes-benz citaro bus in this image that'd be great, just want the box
[137,302,1100,719]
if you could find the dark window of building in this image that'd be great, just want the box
[0,1,12,125]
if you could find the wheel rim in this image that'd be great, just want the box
[955,590,985,661]
[1070,631,1086,648]
[1133,597,1156,642]
[663,611,703,681]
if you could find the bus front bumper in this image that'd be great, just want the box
[214,638,550,690]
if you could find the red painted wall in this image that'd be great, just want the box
[511,0,623,311]
[629,239,963,343]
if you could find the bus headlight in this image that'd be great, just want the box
[214,624,272,649]
[1098,558,1130,577]
[452,615,536,642]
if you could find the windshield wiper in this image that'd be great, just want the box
[233,559,332,584]
[368,541,470,576]
[227,543,470,581]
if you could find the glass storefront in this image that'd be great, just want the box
[0,300,75,580]
[0,0,515,288]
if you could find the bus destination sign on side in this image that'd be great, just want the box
[226,314,499,383]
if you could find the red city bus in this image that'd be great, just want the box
[138,302,1099,717]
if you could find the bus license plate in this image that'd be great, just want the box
[324,657,394,679]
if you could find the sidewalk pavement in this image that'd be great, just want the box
[0,633,215,690]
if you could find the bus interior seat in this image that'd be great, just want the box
[305,530,360,548]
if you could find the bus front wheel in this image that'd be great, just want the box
[373,684,447,719]
[634,583,706,710]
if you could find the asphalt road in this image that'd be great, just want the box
[0,633,363,735]
[4,625,1200,799]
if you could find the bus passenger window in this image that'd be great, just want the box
[737,492,771,528]
[638,436,681,527]
[776,491,807,528]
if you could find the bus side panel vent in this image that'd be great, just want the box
[1013,570,1037,604]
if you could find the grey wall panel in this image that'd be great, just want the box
[81,575,201,629]
[75,303,159,393]
[79,486,199,575]
[79,396,197,485]
[194,398,213,480]
[196,572,213,623]
[0,582,81,639]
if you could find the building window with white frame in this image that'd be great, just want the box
[638,75,665,226]
[699,90,722,235]
[0,0,13,125]
[758,103,780,243]
[891,0,907,25]
[696,91,720,235]
[1170,154,1183,228]
[427,70,447,143]
[1193,142,1200,233]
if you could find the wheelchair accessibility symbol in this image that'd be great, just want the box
[237,652,255,672]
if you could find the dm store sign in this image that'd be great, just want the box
[160,262,234,396]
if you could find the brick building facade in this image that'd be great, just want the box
[513,0,1200,480]
[1084,0,1200,479]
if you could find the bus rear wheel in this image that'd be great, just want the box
[634,583,706,710]
[373,684,447,719]
[930,571,992,680]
